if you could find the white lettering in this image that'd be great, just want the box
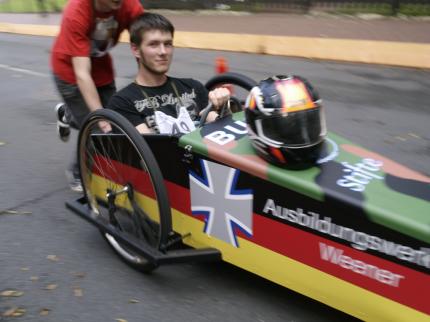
[205,120,248,145]
[225,120,248,134]
[320,243,343,263]
[263,199,277,216]
[319,243,404,287]
[337,159,383,192]
[336,178,364,192]
[265,198,430,270]
[205,131,235,145]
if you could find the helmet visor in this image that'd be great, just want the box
[257,107,326,147]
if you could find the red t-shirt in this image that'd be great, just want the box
[51,0,143,86]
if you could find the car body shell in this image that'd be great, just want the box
[79,110,430,322]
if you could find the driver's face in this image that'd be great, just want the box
[136,30,174,76]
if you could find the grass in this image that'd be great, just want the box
[0,0,68,13]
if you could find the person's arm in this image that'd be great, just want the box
[72,57,111,132]
[135,123,153,134]
[72,56,103,113]
[61,10,98,110]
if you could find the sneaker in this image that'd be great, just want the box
[55,103,70,142]
[65,170,83,193]
[69,179,83,193]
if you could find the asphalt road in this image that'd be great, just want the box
[0,33,429,322]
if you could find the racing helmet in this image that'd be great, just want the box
[244,75,327,169]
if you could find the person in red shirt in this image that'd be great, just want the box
[51,0,143,192]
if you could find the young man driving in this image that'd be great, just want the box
[107,12,230,134]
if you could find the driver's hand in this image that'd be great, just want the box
[98,120,112,133]
[208,87,230,110]
[205,111,219,123]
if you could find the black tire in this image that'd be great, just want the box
[78,109,172,273]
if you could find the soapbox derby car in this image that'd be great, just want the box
[66,72,430,322]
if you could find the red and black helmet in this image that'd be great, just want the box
[244,75,327,169]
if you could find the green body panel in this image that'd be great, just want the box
[364,180,430,243]
[179,113,430,243]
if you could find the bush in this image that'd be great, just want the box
[0,0,67,13]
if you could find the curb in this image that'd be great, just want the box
[1,22,429,69]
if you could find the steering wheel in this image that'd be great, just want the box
[198,103,214,128]
[197,99,236,128]
[205,72,257,113]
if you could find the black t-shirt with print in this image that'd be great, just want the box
[107,77,209,132]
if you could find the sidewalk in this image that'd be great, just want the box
[1,11,430,42]
[0,11,429,68]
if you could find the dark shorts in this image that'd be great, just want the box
[53,74,116,129]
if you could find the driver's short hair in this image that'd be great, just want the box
[130,12,175,46]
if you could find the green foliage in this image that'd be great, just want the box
[400,4,430,16]
[0,0,68,13]
[335,3,393,15]
[229,2,266,13]
[330,2,430,16]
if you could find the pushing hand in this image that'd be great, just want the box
[98,120,112,133]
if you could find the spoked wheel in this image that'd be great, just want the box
[205,72,258,113]
[78,109,172,273]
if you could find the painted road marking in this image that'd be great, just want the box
[0,64,131,84]
[0,63,48,77]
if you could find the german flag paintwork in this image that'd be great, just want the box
[89,150,430,321]
[86,122,430,321]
